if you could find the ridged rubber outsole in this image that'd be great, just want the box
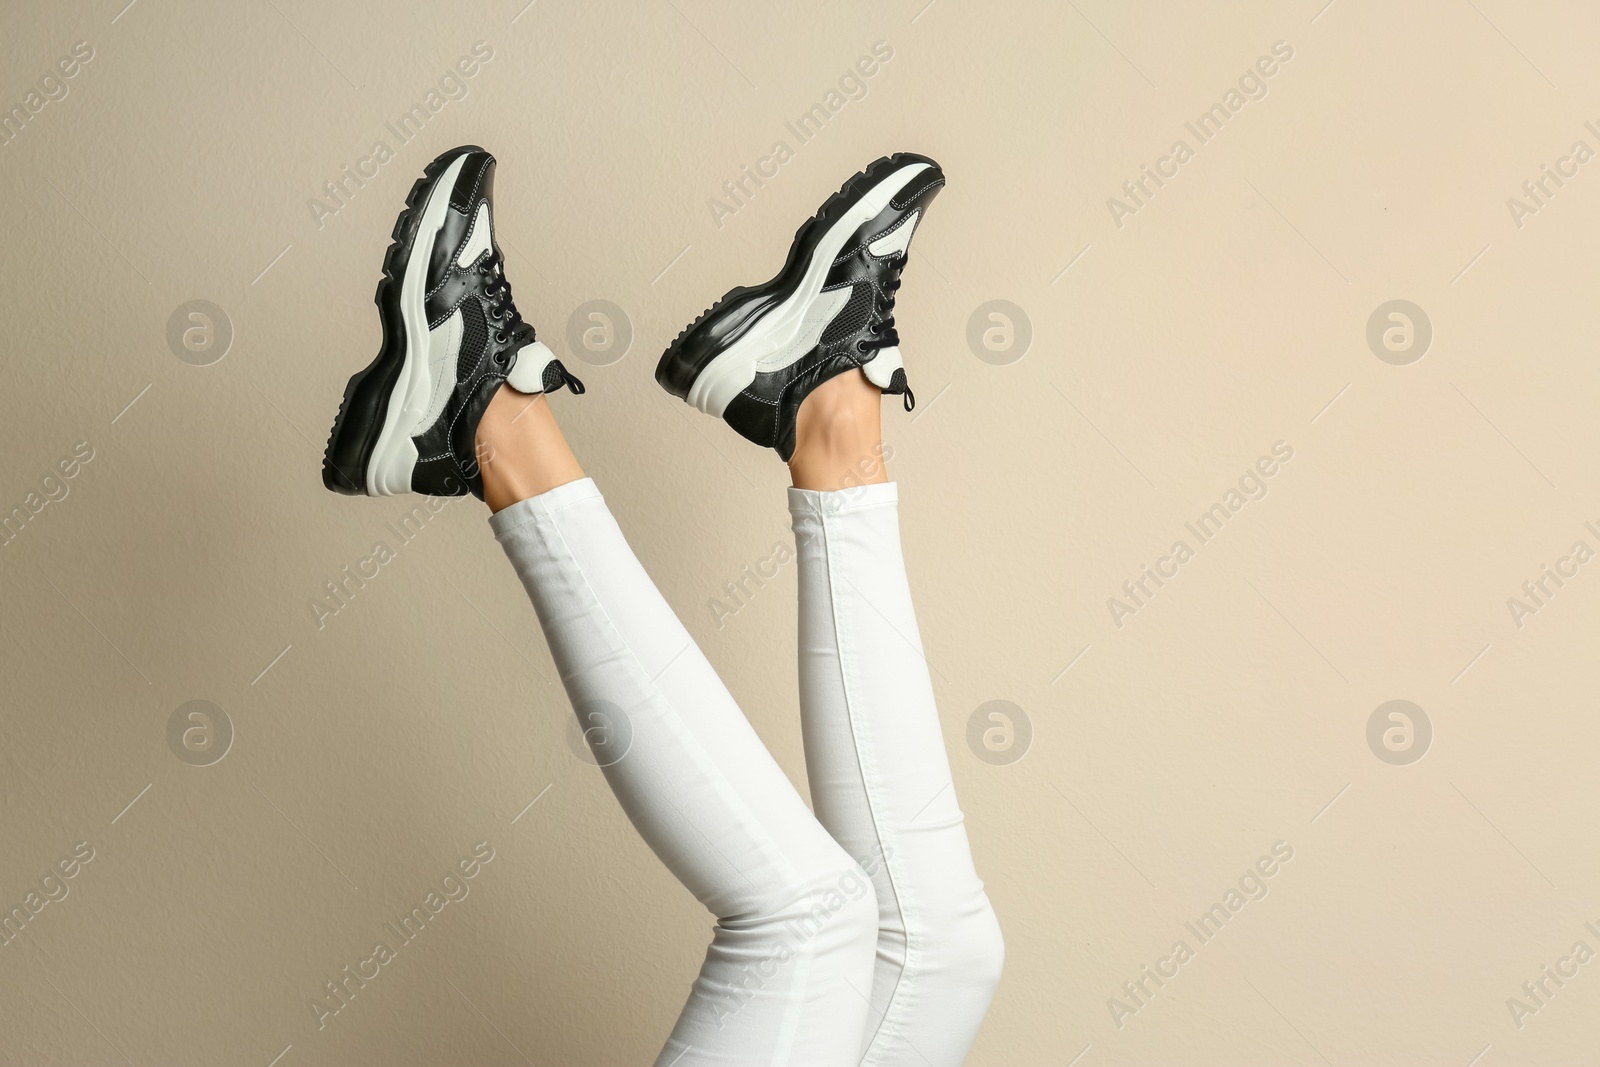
[654,151,939,399]
[321,145,486,494]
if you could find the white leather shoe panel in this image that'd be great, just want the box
[456,201,492,268]
[867,210,919,258]
[415,307,463,433]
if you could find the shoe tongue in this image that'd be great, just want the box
[861,346,904,391]
[505,339,556,394]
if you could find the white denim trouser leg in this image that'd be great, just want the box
[492,478,879,1067]
[789,482,1005,1067]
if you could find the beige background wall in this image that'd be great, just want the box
[2,0,1597,1063]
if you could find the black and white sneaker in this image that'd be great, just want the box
[656,152,944,460]
[323,145,583,499]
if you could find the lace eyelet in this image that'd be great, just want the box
[855,340,869,354]
[493,352,507,365]
[494,331,508,345]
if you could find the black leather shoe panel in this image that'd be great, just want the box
[408,297,508,500]
[420,153,495,317]
[450,151,495,213]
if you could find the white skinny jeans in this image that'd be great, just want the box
[491,478,1002,1066]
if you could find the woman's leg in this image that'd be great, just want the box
[787,371,1005,1066]
[479,387,880,1066]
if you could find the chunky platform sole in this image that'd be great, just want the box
[655,152,942,418]
[322,146,483,496]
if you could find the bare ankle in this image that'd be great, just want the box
[476,385,585,512]
[789,371,888,491]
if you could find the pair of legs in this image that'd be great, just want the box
[479,373,1004,1065]
[318,141,993,1062]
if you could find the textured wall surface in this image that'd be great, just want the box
[2,1,1598,1064]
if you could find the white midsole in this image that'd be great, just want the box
[685,162,930,418]
[366,153,469,496]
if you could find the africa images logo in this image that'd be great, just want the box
[306,42,495,230]
[307,841,497,1029]
[705,40,895,229]
[1104,40,1294,228]
[0,40,95,149]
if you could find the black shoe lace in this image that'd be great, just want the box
[855,254,914,411]
[477,250,586,394]
[479,252,531,358]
